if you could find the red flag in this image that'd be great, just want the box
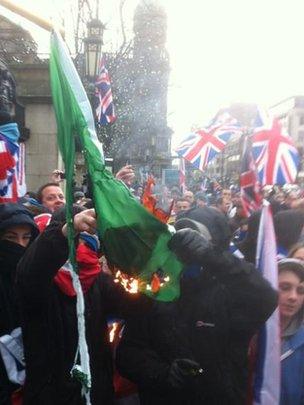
[141,176,173,224]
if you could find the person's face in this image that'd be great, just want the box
[175,200,191,213]
[41,186,65,212]
[219,198,231,214]
[236,205,246,217]
[170,190,180,200]
[222,189,232,201]
[292,247,304,261]
[1,224,32,247]
[196,199,206,208]
[232,194,241,206]
[183,192,194,204]
[278,270,304,321]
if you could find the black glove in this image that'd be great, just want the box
[168,228,212,265]
[167,358,202,389]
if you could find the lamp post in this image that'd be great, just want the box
[82,18,105,125]
[76,18,105,187]
[83,18,104,80]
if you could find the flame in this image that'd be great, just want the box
[109,322,119,343]
[114,270,139,294]
[114,270,170,295]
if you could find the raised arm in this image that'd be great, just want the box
[16,209,97,305]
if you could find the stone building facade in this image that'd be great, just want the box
[11,62,61,191]
[0,15,60,192]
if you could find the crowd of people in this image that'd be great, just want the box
[1,56,304,405]
[1,163,304,405]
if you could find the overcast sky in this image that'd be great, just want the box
[1,0,304,145]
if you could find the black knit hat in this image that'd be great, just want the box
[0,203,39,240]
[174,218,212,242]
[274,209,304,250]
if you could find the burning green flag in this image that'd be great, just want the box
[49,30,183,301]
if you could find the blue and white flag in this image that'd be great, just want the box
[0,123,26,202]
[254,200,280,405]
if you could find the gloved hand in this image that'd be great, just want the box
[168,228,212,265]
[167,358,203,389]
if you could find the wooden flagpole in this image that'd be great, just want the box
[0,0,65,36]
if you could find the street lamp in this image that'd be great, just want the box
[83,19,105,79]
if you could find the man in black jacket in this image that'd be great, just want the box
[16,208,151,405]
[116,207,278,405]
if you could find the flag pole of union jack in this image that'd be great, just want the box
[252,119,299,185]
[240,135,262,217]
[175,111,242,171]
[95,56,116,125]
[178,158,186,194]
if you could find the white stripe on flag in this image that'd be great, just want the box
[254,200,280,405]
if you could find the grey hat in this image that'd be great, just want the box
[278,258,304,274]
[174,218,212,242]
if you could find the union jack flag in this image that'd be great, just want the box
[252,119,299,185]
[0,123,26,202]
[95,56,116,125]
[240,136,262,217]
[0,131,18,202]
[175,112,241,171]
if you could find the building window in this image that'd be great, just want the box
[299,115,304,126]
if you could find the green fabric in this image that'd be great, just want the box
[49,33,79,270]
[89,167,183,301]
[50,31,93,399]
[49,31,183,301]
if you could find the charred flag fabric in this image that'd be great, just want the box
[141,176,173,224]
[175,112,241,171]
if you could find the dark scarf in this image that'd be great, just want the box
[0,239,25,278]
[0,240,26,335]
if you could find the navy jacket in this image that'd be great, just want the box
[281,326,304,405]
